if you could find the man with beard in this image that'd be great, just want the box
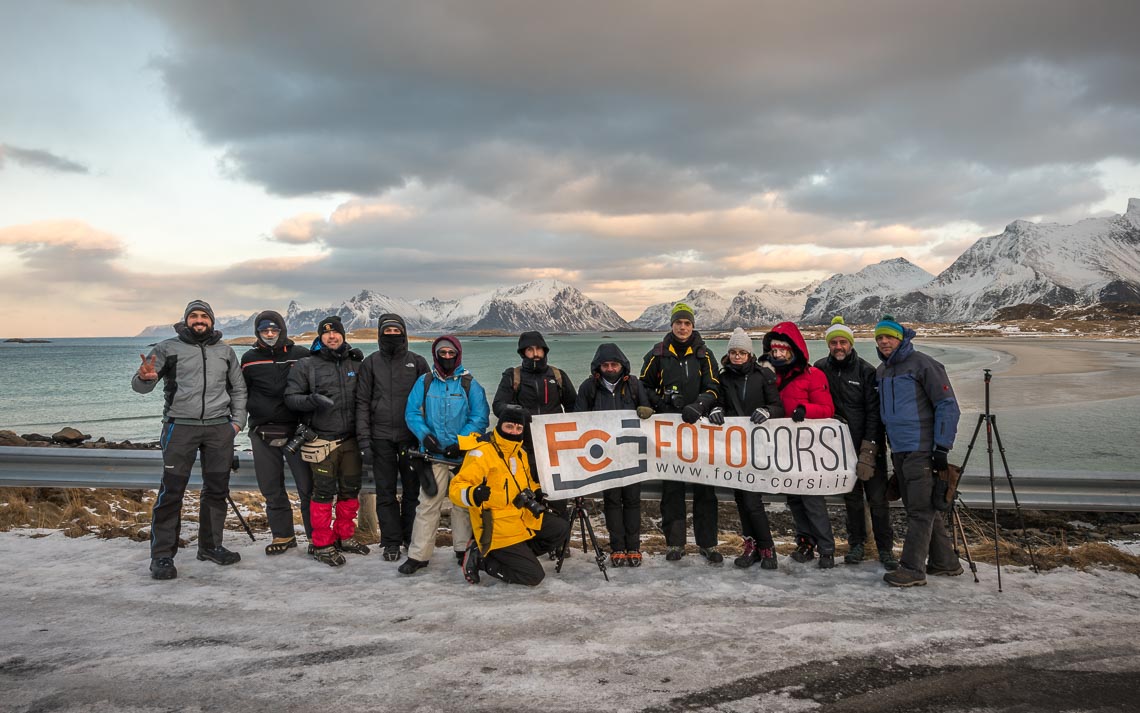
[132,300,247,580]
[814,316,897,570]
[492,331,576,521]
[761,321,837,569]
[356,314,429,562]
[640,302,722,563]
[575,343,654,567]
[284,316,367,567]
[240,311,313,556]
[399,336,490,575]
[711,328,785,570]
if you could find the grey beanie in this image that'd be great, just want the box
[727,327,753,354]
[183,299,215,324]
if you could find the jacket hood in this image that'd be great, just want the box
[590,342,631,376]
[376,313,408,349]
[432,335,462,376]
[517,330,549,357]
[763,321,810,364]
[879,326,917,364]
[253,310,291,349]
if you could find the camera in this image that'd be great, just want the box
[513,488,547,517]
[283,423,318,455]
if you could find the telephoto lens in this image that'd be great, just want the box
[513,488,547,517]
[283,424,316,455]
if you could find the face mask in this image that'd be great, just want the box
[380,333,403,354]
[260,333,279,347]
[600,368,622,382]
[496,422,525,442]
[436,355,458,374]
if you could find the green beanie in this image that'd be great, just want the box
[670,302,695,325]
[825,315,855,343]
[874,315,904,341]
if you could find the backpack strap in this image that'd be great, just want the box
[511,366,563,394]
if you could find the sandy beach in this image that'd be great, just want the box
[928,337,1140,411]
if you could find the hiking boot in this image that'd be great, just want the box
[700,547,724,564]
[610,551,628,567]
[265,537,297,556]
[307,544,316,556]
[926,562,965,577]
[665,546,685,561]
[462,540,482,584]
[818,554,835,569]
[758,548,778,570]
[150,557,177,580]
[884,567,927,587]
[626,551,643,567]
[311,545,346,567]
[844,544,865,565]
[734,537,758,569]
[196,546,241,566]
[455,550,466,566]
[382,545,401,562]
[398,558,429,575]
[790,537,815,563]
[335,537,370,556]
[879,549,899,571]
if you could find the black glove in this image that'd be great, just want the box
[310,394,335,410]
[423,434,442,453]
[707,406,725,425]
[444,443,461,460]
[360,446,373,467]
[791,405,806,422]
[472,477,490,507]
[636,406,654,420]
[682,404,702,424]
[750,407,770,425]
[932,447,949,472]
[533,488,548,504]
[668,391,686,410]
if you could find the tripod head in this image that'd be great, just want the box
[983,368,992,384]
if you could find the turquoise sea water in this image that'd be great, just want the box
[1,334,1136,473]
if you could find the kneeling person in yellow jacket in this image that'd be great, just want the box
[450,405,570,586]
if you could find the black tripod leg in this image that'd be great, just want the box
[227,494,257,542]
[951,504,979,583]
[990,417,1039,574]
[578,508,610,581]
[958,413,986,475]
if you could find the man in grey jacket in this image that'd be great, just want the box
[132,299,248,580]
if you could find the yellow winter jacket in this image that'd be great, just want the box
[450,431,544,554]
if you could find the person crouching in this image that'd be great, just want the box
[450,405,570,586]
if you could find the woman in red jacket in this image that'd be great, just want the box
[760,322,837,568]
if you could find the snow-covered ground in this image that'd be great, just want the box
[2,530,1138,713]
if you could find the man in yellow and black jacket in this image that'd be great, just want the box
[449,405,569,586]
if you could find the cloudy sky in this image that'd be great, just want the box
[2,1,1138,337]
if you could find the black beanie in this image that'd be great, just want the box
[183,299,215,325]
[317,316,346,338]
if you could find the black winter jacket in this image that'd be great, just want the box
[492,364,576,417]
[355,314,429,443]
[814,348,883,445]
[715,357,785,419]
[639,331,720,413]
[284,342,363,440]
[240,310,310,429]
[575,343,652,412]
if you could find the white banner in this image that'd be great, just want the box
[531,411,858,499]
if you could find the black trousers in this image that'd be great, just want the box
[894,451,958,574]
[484,515,570,587]
[660,481,718,548]
[734,490,775,550]
[786,494,836,555]
[371,438,420,548]
[603,483,642,552]
[151,422,235,559]
[843,467,894,551]
[250,426,313,539]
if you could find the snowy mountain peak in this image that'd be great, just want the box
[1127,197,1140,228]
[801,259,934,324]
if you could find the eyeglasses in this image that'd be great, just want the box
[259,327,281,334]
[436,348,458,357]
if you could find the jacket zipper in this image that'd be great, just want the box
[199,344,207,420]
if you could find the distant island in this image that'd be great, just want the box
[4,338,51,344]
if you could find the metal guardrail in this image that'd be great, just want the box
[1,446,1138,511]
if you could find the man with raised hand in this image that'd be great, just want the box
[132,299,247,580]
[874,315,962,588]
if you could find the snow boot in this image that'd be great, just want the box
[665,546,685,561]
[382,545,401,562]
[462,540,482,584]
[734,537,758,569]
[311,545,346,567]
[818,553,835,569]
[844,543,865,565]
[884,567,927,587]
[790,536,815,563]
[265,537,297,556]
[610,551,628,567]
[626,550,643,567]
[197,546,241,566]
[335,537,370,556]
[398,558,429,575]
[150,557,177,580]
[879,549,900,571]
[700,547,724,564]
[758,547,778,570]
[926,562,965,577]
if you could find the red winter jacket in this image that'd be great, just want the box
[761,322,835,419]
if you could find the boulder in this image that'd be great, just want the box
[52,427,90,445]
[21,433,52,442]
[0,430,28,447]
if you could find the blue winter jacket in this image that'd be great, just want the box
[876,328,960,453]
[404,366,490,449]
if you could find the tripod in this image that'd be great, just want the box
[948,495,979,583]
[555,497,609,581]
[957,369,1038,592]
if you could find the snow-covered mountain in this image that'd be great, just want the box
[801,259,934,324]
[629,289,733,330]
[717,282,820,328]
[463,280,631,332]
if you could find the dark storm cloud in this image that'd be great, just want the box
[0,143,89,174]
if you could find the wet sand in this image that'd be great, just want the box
[928,337,1140,411]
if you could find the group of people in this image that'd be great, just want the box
[133,299,962,589]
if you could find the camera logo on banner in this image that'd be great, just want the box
[544,417,647,489]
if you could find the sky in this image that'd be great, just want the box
[2,1,1139,337]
